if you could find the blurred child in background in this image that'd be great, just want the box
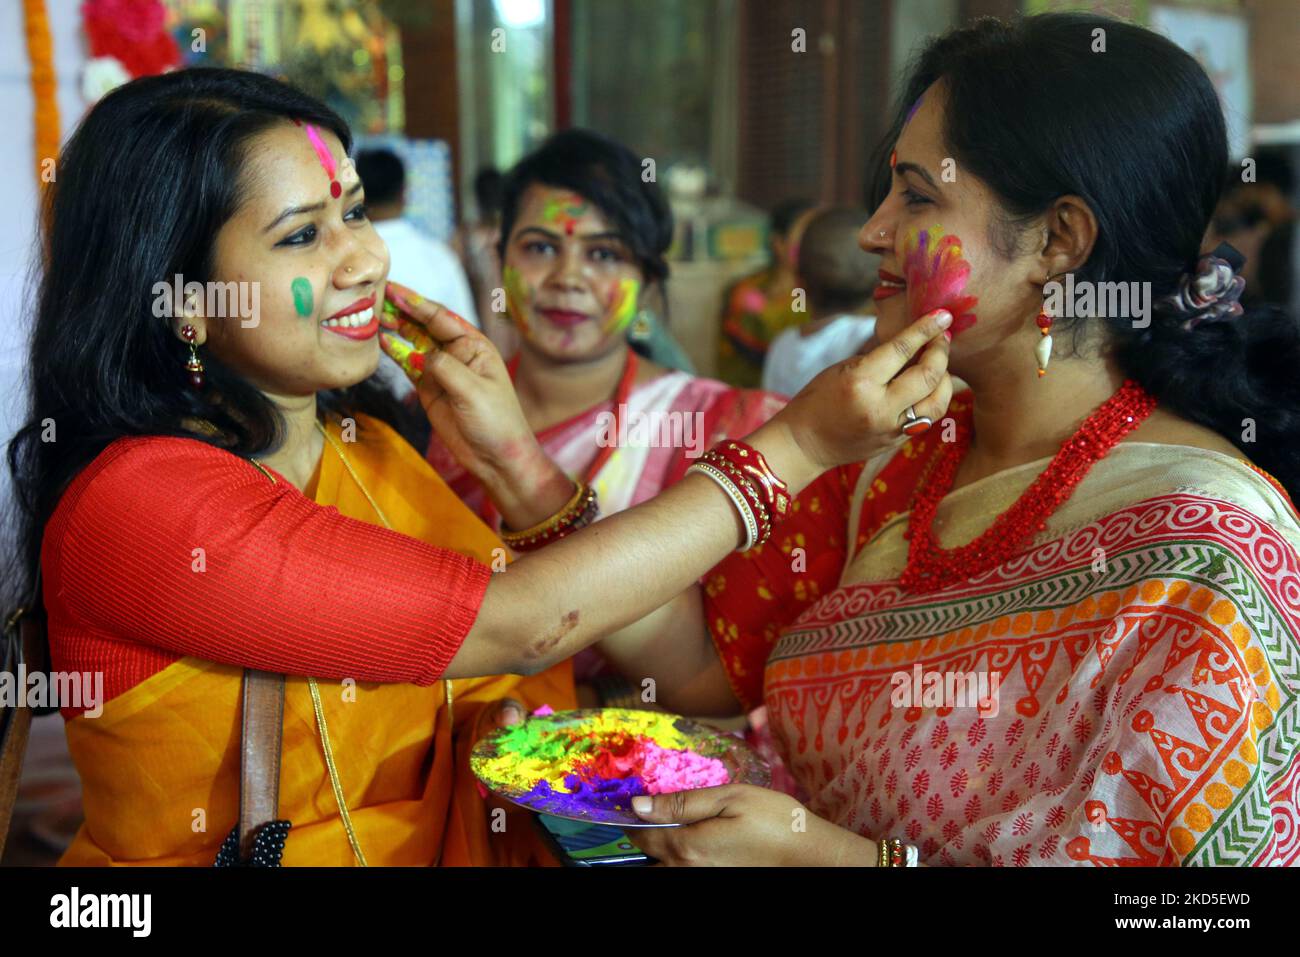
[762,207,879,397]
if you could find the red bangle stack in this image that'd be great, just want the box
[687,440,792,551]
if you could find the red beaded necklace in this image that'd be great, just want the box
[899,379,1158,593]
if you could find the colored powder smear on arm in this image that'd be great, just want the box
[481,710,730,816]
[902,226,979,335]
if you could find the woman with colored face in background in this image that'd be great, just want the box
[582,14,1300,866]
[425,130,787,698]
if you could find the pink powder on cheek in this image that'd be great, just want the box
[902,226,979,336]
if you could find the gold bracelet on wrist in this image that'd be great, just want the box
[500,481,599,550]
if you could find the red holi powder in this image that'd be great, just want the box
[568,731,729,795]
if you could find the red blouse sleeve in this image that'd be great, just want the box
[702,462,863,711]
[44,436,492,685]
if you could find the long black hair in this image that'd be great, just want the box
[870,14,1300,500]
[6,68,416,607]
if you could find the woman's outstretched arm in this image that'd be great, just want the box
[389,287,955,680]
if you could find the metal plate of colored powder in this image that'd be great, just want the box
[470,708,771,828]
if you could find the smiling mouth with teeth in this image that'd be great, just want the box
[875,269,906,301]
[321,303,378,340]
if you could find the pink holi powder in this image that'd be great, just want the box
[636,741,730,794]
[902,226,979,335]
[303,123,338,180]
[572,737,728,794]
[531,704,555,717]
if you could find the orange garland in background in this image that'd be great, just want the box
[23,0,60,189]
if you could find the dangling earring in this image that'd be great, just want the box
[1034,304,1054,378]
[629,308,654,342]
[181,324,205,389]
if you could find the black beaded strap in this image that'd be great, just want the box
[213,819,293,867]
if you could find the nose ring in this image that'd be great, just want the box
[879,230,887,239]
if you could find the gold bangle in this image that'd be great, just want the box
[499,481,597,548]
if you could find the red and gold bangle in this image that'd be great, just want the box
[500,481,599,551]
[699,441,792,521]
[877,837,917,867]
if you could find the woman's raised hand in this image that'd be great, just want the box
[380,281,530,476]
[751,309,954,490]
[379,281,574,527]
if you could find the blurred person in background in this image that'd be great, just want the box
[716,198,815,387]
[1256,219,1295,315]
[425,129,786,714]
[1207,148,1295,298]
[455,166,516,357]
[763,207,880,397]
[356,148,477,399]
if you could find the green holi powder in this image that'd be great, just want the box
[603,278,640,335]
[291,277,313,317]
[542,196,589,227]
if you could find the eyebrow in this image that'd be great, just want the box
[516,225,626,243]
[262,182,364,233]
[895,161,940,192]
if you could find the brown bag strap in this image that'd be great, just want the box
[0,589,49,860]
[232,460,289,861]
[237,668,286,859]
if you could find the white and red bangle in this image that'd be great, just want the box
[688,461,759,551]
[687,439,791,551]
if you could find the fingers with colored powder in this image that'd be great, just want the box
[380,332,428,381]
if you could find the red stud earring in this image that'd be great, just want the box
[181,324,205,389]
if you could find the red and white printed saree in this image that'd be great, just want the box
[705,391,1300,865]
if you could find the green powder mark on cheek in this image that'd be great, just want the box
[291,277,313,317]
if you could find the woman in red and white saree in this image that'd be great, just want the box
[703,389,1300,865]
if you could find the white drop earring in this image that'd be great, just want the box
[1034,303,1054,377]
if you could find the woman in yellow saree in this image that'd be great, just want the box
[59,411,573,866]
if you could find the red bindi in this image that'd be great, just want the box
[330,180,342,199]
